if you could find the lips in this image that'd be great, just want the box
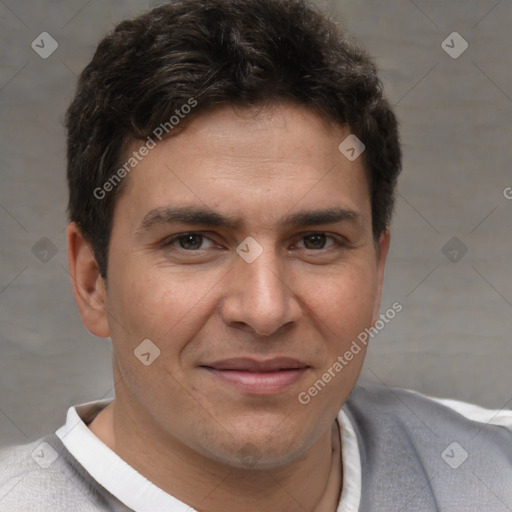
[200,357,309,394]
[202,357,308,372]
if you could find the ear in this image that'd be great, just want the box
[371,229,391,325]
[67,222,110,338]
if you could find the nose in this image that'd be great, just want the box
[219,244,302,337]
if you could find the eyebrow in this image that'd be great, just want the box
[136,205,361,233]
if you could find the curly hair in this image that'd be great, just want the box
[66,0,401,278]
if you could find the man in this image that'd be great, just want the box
[1,0,512,510]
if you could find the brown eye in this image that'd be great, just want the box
[177,234,204,250]
[302,233,328,249]
[159,232,220,254]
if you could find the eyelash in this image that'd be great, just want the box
[159,232,348,253]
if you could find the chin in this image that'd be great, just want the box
[199,427,313,471]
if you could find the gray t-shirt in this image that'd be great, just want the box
[1,381,511,511]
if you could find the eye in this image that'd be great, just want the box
[161,233,217,251]
[296,233,337,250]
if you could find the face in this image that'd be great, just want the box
[85,102,388,469]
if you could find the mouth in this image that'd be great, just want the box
[199,357,310,395]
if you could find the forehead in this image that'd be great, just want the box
[113,102,371,232]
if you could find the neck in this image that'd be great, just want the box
[89,393,342,512]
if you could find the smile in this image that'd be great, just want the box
[200,357,309,395]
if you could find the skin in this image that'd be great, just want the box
[67,101,390,512]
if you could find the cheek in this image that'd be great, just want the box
[300,262,378,338]
[105,262,223,364]
[296,268,377,416]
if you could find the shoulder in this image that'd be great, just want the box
[344,380,512,510]
[0,434,123,512]
[0,437,53,495]
[346,380,512,433]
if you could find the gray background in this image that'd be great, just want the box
[0,0,511,448]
